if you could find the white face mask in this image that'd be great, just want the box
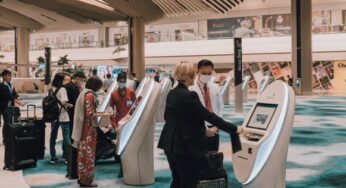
[118,83,126,89]
[198,74,212,84]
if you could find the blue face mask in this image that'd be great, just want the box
[118,83,126,89]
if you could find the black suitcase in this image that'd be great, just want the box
[20,105,46,160]
[4,106,37,170]
[66,144,78,179]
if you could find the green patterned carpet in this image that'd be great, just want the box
[22,96,346,188]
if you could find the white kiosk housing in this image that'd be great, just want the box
[156,77,172,122]
[116,79,161,185]
[242,76,251,103]
[232,80,295,188]
[257,75,270,95]
[220,71,233,105]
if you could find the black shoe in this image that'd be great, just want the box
[79,182,97,187]
[117,170,123,178]
[49,157,59,164]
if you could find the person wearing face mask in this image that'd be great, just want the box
[189,59,223,152]
[109,72,136,177]
[158,61,242,188]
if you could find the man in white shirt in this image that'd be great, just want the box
[189,60,223,151]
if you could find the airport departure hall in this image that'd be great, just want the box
[0,0,346,187]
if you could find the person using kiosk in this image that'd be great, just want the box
[109,72,137,177]
[189,59,223,151]
[158,61,242,188]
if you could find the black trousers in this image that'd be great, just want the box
[1,108,12,144]
[68,109,74,141]
[164,150,198,188]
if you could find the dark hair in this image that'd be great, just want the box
[85,76,103,91]
[106,73,111,79]
[92,69,97,76]
[117,72,127,81]
[1,69,11,77]
[131,73,136,77]
[73,71,86,79]
[197,59,214,70]
[52,73,65,88]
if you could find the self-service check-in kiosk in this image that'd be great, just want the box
[97,80,118,127]
[257,75,270,95]
[135,77,149,96]
[220,71,233,105]
[232,80,295,188]
[116,79,161,185]
[156,77,172,122]
[242,76,251,103]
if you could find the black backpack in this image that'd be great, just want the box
[42,87,62,122]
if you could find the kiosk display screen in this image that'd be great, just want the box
[246,103,277,130]
[128,96,143,116]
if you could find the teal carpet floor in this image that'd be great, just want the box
[22,96,346,188]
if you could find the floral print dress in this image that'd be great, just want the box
[78,92,98,185]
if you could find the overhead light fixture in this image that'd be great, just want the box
[77,0,114,11]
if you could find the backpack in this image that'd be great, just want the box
[42,87,62,122]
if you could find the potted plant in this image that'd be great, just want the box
[58,55,70,71]
[113,46,126,54]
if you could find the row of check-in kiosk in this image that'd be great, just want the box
[96,73,295,188]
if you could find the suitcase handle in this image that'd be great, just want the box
[27,104,36,119]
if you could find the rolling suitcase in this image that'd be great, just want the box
[20,105,46,160]
[4,107,37,170]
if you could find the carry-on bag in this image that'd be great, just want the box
[4,107,37,170]
[20,104,46,160]
[196,151,228,188]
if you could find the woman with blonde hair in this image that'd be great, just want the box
[158,61,242,188]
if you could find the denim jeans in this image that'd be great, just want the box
[50,121,71,159]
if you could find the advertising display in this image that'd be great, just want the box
[313,61,333,90]
[79,32,95,47]
[145,32,160,43]
[262,14,291,36]
[312,11,332,34]
[109,27,129,46]
[208,16,261,39]
[333,61,346,91]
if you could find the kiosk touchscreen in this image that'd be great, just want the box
[242,76,250,103]
[116,79,161,185]
[232,80,295,188]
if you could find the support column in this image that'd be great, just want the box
[98,27,109,47]
[128,17,145,80]
[15,27,30,78]
[291,0,312,95]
